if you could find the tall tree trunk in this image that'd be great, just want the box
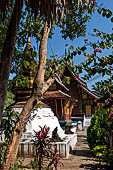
[2,23,54,170]
[0,0,23,125]
[33,22,50,96]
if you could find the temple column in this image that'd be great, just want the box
[61,99,64,119]
[55,99,57,116]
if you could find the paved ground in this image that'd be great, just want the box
[22,129,110,170]
[61,129,110,170]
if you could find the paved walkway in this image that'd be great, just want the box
[61,129,109,170]
[22,129,110,170]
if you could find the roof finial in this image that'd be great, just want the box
[27,36,31,44]
[26,36,31,50]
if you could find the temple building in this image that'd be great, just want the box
[11,39,100,121]
[60,67,100,117]
[11,38,77,120]
[42,75,77,120]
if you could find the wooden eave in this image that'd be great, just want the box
[61,66,87,87]
[81,85,101,100]
[69,70,87,87]
[43,90,77,103]
[55,75,69,92]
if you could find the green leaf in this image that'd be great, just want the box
[81,46,86,51]
[97,8,102,14]
[73,51,77,56]
[106,10,112,18]
[111,34,113,40]
[102,10,106,17]
[65,44,69,47]
[78,50,81,55]
[111,17,113,22]
[70,45,74,50]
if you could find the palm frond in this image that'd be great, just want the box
[29,0,72,25]
[0,0,91,22]
[78,0,91,7]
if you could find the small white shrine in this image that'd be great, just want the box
[25,108,67,139]
[18,107,77,158]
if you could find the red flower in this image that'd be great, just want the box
[96,33,99,36]
[92,0,96,5]
[76,75,79,79]
[94,49,102,53]
[97,103,102,107]
[90,68,94,70]
[84,39,88,43]
[33,130,40,136]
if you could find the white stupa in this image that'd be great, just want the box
[26,108,67,139]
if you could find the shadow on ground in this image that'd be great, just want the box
[80,163,111,170]
[72,149,92,158]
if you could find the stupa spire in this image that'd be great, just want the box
[26,36,31,50]
[11,36,37,102]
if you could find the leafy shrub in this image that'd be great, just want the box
[93,145,108,160]
[87,108,113,166]
[87,108,110,150]
[93,145,113,166]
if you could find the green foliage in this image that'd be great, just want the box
[67,7,113,81]
[0,4,12,56]
[0,140,9,166]
[14,74,30,88]
[30,159,53,170]
[87,108,110,150]
[10,159,25,170]
[3,0,94,81]
[11,47,38,88]
[30,159,39,170]
[92,145,110,164]
[97,8,112,19]
[45,54,65,80]
[6,90,14,107]
[93,145,108,159]
[92,80,113,102]
[1,109,19,141]
[93,145,113,166]
[0,109,19,166]
[58,0,95,40]
[87,108,113,166]
[62,76,71,85]
[10,2,42,75]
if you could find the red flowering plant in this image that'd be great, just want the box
[47,146,63,170]
[84,39,88,43]
[32,126,63,170]
[97,103,103,107]
[76,75,80,79]
[94,48,102,53]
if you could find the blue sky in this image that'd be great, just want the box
[45,0,113,89]
[12,0,112,90]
